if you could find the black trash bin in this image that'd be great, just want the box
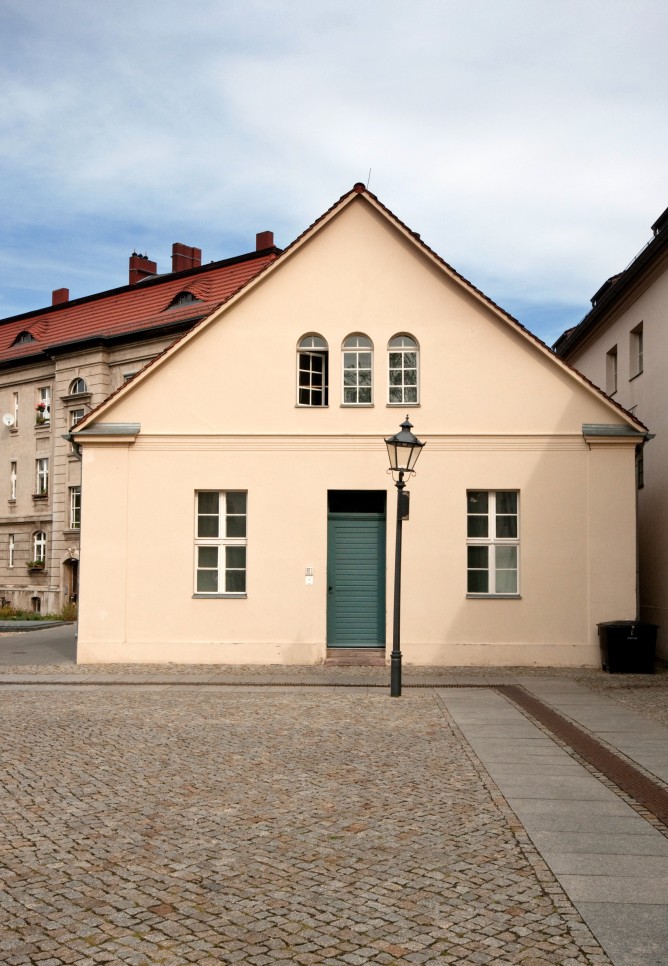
[598,621,658,674]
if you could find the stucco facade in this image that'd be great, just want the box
[74,187,644,666]
[556,206,668,660]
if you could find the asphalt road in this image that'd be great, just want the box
[0,622,76,665]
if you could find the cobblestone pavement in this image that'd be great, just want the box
[1,686,615,966]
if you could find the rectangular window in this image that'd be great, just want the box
[36,387,51,426]
[467,490,519,596]
[606,346,618,395]
[36,458,49,496]
[13,392,18,429]
[195,491,247,595]
[8,534,14,568]
[630,323,643,378]
[69,486,81,529]
[298,351,328,406]
[10,461,17,501]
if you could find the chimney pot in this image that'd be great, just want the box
[256,230,274,251]
[129,252,158,285]
[52,287,69,306]
[171,243,202,274]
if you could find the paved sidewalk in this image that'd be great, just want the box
[1,656,667,964]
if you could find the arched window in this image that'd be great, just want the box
[69,377,88,395]
[297,335,328,407]
[33,531,47,564]
[388,334,419,404]
[342,334,373,405]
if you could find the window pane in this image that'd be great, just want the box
[403,352,416,367]
[389,370,402,386]
[343,370,357,386]
[496,492,517,514]
[226,492,246,514]
[467,570,489,593]
[389,353,402,367]
[226,570,246,593]
[467,546,488,568]
[226,546,246,568]
[198,546,218,567]
[495,570,518,594]
[198,517,219,538]
[495,546,517,569]
[404,370,417,385]
[496,516,517,538]
[468,492,488,513]
[389,387,402,402]
[343,353,356,369]
[197,570,218,593]
[359,370,371,387]
[467,516,488,538]
[359,388,371,403]
[359,352,371,367]
[198,492,218,514]
[344,388,356,403]
[404,387,417,403]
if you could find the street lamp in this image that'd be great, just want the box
[385,416,426,697]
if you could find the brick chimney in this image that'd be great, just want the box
[129,252,157,285]
[52,288,69,306]
[172,243,202,274]
[256,231,274,251]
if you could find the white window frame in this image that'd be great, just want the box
[630,323,643,378]
[388,334,419,405]
[33,531,47,564]
[606,346,618,395]
[194,491,247,596]
[297,335,329,407]
[36,386,51,425]
[342,334,373,405]
[8,533,15,568]
[13,392,18,428]
[36,458,49,496]
[10,461,17,501]
[69,486,81,529]
[466,490,520,597]
[69,377,88,395]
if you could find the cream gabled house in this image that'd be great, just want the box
[73,185,646,666]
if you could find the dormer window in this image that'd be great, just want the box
[13,331,35,345]
[167,291,201,309]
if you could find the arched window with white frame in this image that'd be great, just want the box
[69,377,88,395]
[297,335,329,407]
[33,531,47,564]
[342,334,373,405]
[388,334,419,405]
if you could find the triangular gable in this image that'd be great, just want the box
[74,185,646,436]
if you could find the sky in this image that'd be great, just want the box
[1,0,667,347]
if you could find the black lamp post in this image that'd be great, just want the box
[385,417,426,697]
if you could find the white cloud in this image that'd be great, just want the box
[0,0,667,340]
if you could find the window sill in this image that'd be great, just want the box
[32,493,49,501]
[466,593,521,600]
[63,528,80,536]
[192,593,247,599]
[630,369,643,382]
[387,402,420,407]
[295,404,329,409]
[340,403,374,408]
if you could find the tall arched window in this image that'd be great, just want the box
[342,334,373,405]
[388,334,419,404]
[297,335,328,407]
[33,531,47,564]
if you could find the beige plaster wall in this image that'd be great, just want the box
[76,195,639,665]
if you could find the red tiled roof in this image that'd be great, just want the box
[0,251,278,364]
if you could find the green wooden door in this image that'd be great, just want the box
[327,513,386,648]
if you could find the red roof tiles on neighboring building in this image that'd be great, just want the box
[0,249,279,366]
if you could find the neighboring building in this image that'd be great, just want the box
[0,236,279,613]
[555,205,668,660]
[72,185,646,666]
